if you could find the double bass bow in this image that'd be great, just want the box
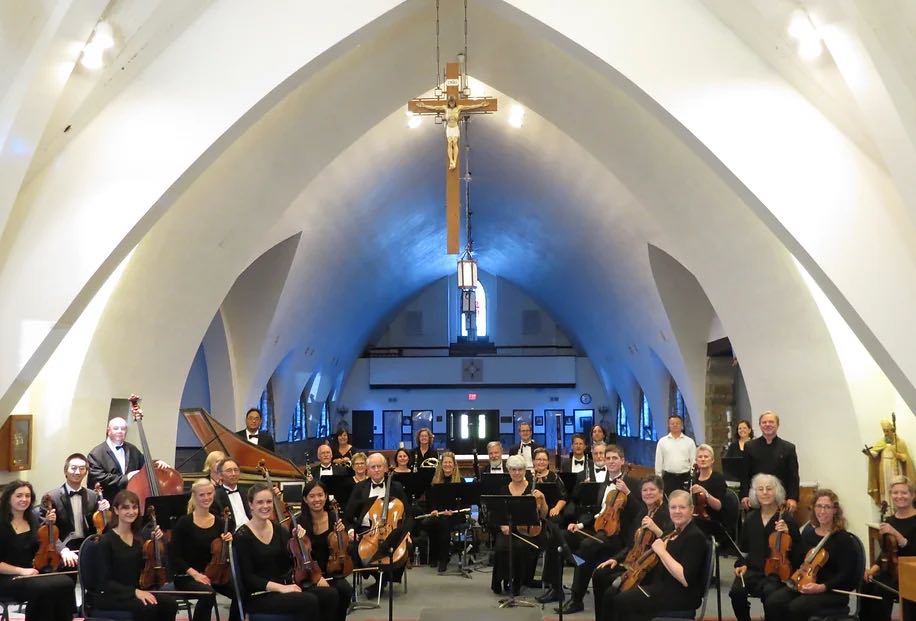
[125,394,184,512]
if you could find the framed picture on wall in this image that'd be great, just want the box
[534,415,544,428]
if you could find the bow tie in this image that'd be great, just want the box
[247,434,257,439]
[67,489,82,497]
[595,466,606,472]
[226,488,240,495]
[371,483,385,489]
[320,467,333,472]
[521,443,531,448]
[573,460,584,466]
[114,445,124,451]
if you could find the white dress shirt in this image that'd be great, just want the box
[519,443,534,469]
[246,432,259,446]
[66,484,84,539]
[592,466,608,483]
[223,486,249,528]
[362,481,387,526]
[569,457,586,474]
[106,438,127,474]
[655,433,697,475]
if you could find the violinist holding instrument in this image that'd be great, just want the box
[0,481,76,621]
[689,444,727,522]
[764,489,858,621]
[588,475,672,617]
[598,490,709,621]
[861,475,916,621]
[730,474,802,621]
[558,444,643,614]
[234,483,338,621]
[169,479,239,621]
[43,452,110,564]
[95,489,177,621]
[297,480,354,621]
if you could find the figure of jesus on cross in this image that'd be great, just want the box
[413,95,491,170]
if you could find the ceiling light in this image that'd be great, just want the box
[405,111,422,129]
[788,9,822,61]
[79,42,105,70]
[508,103,525,128]
[92,22,115,49]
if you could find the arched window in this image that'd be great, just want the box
[616,397,631,437]
[639,391,656,441]
[289,387,307,442]
[258,379,275,436]
[460,281,488,338]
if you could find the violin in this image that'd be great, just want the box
[594,465,630,537]
[139,506,168,590]
[204,507,232,585]
[125,394,185,512]
[690,464,710,520]
[33,495,62,573]
[357,472,409,567]
[622,502,661,567]
[617,528,680,591]
[326,497,353,577]
[878,501,899,576]
[517,473,547,537]
[281,503,322,585]
[92,483,111,535]
[256,460,288,526]
[786,529,833,591]
[763,506,793,581]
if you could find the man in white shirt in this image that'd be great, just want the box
[655,415,697,496]
[510,421,543,470]
[213,458,250,530]
[483,441,506,474]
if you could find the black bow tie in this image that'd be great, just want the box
[371,483,385,489]
[67,489,82,497]
[248,433,257,439]
[114,445,124,451]
[321,467,333,472]
[226,488,240,495]
[595,466,606,472]
[574,460,584,466]
[522,443,531,447]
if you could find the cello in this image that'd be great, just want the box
[763,505,793,581]
[326,497,353,577]
[125,394,185,512]
[594,465,630,537]
[33,495,62,573]
[204,507,232,585]
[139,505,168,590]
[357,471,409,567]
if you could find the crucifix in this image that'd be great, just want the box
[408,61,497,254]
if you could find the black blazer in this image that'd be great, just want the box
[508,441,544,458]
[309,464,350,480]
[577,474,644,542]
[344,479,413,534]
[45,484,101,544]
[560,456,589,473]
[481,460,507,474]
[87,441,145,503]
[236,429,275,452]
[213,485,251,531]
[739,436,800,501]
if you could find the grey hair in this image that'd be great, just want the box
[506,454,527,470]
[668,489,693,507]
[487,441,503,451]
[748,473,786,508]
[696,444,715,459]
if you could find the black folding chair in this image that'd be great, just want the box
[77,535,133,620]
[808,532,866,621]
[228,542,296,621]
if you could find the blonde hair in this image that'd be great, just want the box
[187,478,215,514]
[696,444,715,459]
[889,475,915,496]
[204,451,226,474]
[432,451,462,484]
[351,452,367,464]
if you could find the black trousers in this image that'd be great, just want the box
[0,574,76,621]
[246,584,338,621]
[563,530,624,603]
[174,574,240,621]
[493,530,540,594]
[326,577,354,621]
[602,586,668,621]
[662,471,691,496]
[592,564,625,621]
[858,577,914,621]
[728,568,783,621]
[93,592,178,621]
[421,514,461,565]
[764,584,848,621]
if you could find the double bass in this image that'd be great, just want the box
[763,505,793,581]
[126,394,184,512]
[357,472,409,567]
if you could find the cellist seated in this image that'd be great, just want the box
[730,473,802,621]
[343,453,413,599]
[551,444,643,615]
[234,484,338,621]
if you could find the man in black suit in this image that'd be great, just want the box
[345,452,413,597]
[508,421,543,470]
[236,407,276,452]
[88,416,169,503]
[212,458,250,530]
[739,410,800,512]
[560,433,589,474]
[310,444,349,480]
[481,440,507,474]
[44,452,110,566]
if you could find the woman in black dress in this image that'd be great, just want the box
[296,479,353,621]
[331,429,354,468]
[411,428,438,469]
[95,489,177,621]
[724,419,753,458]
[169,478,239,621]
[392,448,412,474]
[234,483,338,621]
[422,451,464,572]
[763,489,859,621]
[0,480,75,621]
[861,475,916,620]
[690,444,729,523]
[599,489,709,621]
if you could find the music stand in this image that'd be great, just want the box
[481,495,541,608]
[575,482,603,509]
[537,482,560,510]
[558,473,579,495]
[478,474,510,527]
[145,494,191,531]
[721,456,745,483]
[321,475,355,508]
[695,517,744,621]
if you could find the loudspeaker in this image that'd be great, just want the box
[419,609,541,621]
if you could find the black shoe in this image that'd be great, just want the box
[535,589,559,604]
[556,599,584,614]
[437,560,449,573]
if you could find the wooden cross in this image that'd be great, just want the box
[408,61,497,254]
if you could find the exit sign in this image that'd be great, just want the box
[468,393,478,401]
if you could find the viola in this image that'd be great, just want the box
[616,528,680,591]
[690,464,710,520]
[878,501,899,576]
[594,465,630,537]
[325,498,353,577]
[125,394,185,512]
[786,529,833,592]
[622,502,661,567]
[763,506,793,581]
[517,474,547,538]
[139,506,168,590]
[204,507,232,585]
[256,460,287,526]
[357,472,409,567]
[281,503,322,585]
[33,495,62,572]
[92,483,111,535]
